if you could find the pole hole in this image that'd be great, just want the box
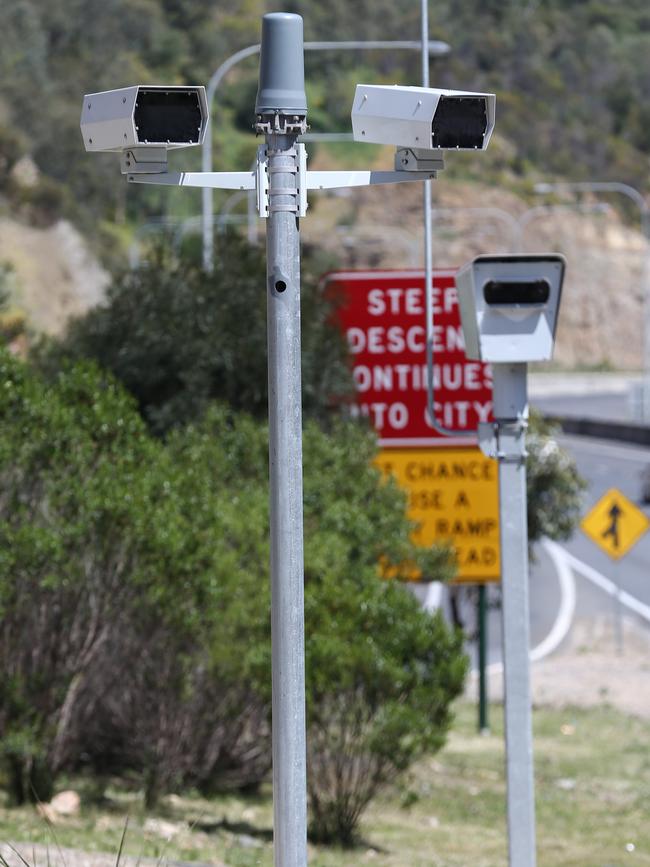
[275,280,287,293]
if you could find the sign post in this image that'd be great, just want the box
[456,254,566,867]
[491,363,536,867]
[478,583,489,733]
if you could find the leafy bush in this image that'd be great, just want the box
[0,355,269,802]
[299,420,463,844]
[0,355,461,826]
[306,576,465,845]
[45,236,352,434]
[526,411,586,544]
[0,352,159,799]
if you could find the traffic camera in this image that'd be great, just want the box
[455,254,565,363]
[80,85,208,172]
[351,84,496,151]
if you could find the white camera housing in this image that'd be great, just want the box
[456,254,565,363]
[80,85,208,153]
[351,84,495,151]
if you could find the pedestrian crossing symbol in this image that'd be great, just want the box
[581,488,650,560]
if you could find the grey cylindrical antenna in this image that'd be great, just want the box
[255,13,307,114]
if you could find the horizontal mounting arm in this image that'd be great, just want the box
[128,168,435,191]
[305,170,436,189]
[127,171,256,190]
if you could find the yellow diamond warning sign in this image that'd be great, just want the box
[375,447,500,582]
[581,488,650,560]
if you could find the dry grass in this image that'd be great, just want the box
[2,701,650,867]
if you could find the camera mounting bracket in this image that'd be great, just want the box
[127,142,439,217]
[394,147,445,173]
[120,147,168,175]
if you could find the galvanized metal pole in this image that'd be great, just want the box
[478,583,489,734]
[256,13,308,867]
[420,0,469,439]
[493,362,536,867]
[614,559,624,655]
[421,0,437,435]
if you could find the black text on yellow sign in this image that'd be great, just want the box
[375,447,501,583]
[581,487,650,560]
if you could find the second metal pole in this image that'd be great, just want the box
[493,363,536,867]
[478,583,489,734]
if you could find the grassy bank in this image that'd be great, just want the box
[2,702,649,867]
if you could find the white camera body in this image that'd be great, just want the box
[351,84,495,151]
[456,254,565,363]
[80,85,208,153]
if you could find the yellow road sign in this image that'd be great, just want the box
[581,488,650,560]
[375,447,500,582]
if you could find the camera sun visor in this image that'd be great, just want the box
[456,254,566,363]
[80,85,208,153]
[351,85,495,152]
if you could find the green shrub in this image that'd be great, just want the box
[306,576,466,845]
[527,411,586,544]
[0,351,463,830]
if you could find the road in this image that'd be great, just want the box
[529,372,643,424]
[556,434,650,606]
[461,429,650,670]
[413,376,650,668]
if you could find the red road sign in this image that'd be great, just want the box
[325,270,494,447]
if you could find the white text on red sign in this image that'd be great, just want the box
[327,270,494,446]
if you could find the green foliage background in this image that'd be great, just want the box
[0,345,464,837]
[1,0,650,234]
[0,0,595,837]
[41,234,351,433]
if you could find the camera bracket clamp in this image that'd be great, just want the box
[478,419,528,464]
[395,147,445,173]
[120,147,169,174]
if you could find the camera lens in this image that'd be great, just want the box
[432,96,488,149]
[135,89,202,144]
[484,279,551,306]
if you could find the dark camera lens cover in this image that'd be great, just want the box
[431,96,487,149]
[484,279,550,306]
[135,89,202,144]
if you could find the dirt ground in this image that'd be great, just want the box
[467,616,650,719]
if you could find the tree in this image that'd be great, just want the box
[46,235,353,434]
[0,354,261,802]
[298,419,463,844]
[0,351,163,801]
[305,576,465,845]
[526,410,586,544]
[0,353,462,824]
[161,407,462,825]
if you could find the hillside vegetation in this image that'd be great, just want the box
[1,0,650,245]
